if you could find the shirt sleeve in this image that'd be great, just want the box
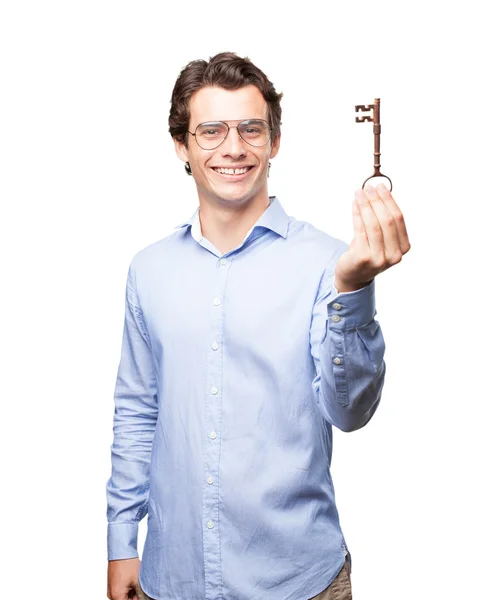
[309,246,386,432]
[106,263,159,560]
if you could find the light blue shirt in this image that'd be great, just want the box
[106,196,386,600]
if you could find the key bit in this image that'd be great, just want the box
[355,98,393,191]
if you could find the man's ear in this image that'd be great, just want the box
[174,138,189,163]
[270,133,281,159]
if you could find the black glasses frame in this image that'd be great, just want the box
[187,119,272,150]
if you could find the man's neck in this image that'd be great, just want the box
[198,196,272,255]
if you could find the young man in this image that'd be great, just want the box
[106,52,410,600]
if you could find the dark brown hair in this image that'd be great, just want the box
[168,52,283,148]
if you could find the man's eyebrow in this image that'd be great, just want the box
[196,118,266,124]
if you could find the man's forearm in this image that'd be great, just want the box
[311,278,386,432]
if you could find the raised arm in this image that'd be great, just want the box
[310,183,410,431]
[309,246,386,432]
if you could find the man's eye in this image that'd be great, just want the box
[199,128,221,136]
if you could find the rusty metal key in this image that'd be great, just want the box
[355,98,393,191]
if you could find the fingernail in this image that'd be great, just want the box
[378,183,387,192]
[364,185,374,194]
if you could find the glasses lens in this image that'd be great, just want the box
[238,120,270,146]
[195,122,228,149]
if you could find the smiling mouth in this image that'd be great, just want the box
[211,166,254,176]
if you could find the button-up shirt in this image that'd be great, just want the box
[106,196,386,600]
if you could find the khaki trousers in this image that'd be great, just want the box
[136,553,352,600]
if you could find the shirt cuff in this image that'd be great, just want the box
[107,522,140,561]
[328,278,376,330]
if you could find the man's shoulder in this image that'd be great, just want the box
[129,226,184,273]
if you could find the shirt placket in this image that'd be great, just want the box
[203,254,230,600]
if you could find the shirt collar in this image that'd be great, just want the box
[173,196,289,240]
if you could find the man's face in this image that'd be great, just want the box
[174,85,280,207]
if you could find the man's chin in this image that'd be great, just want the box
[210,185,257,204]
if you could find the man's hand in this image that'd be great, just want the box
[334,183,411,293]
[107,557,141,600]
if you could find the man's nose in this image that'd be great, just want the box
[221,126,246,156]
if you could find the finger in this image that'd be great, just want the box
[352,195,369,253]
[355,188,384,258]
[377,183,411,254]
[364,184,403,265]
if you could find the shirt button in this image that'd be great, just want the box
[211,387,218,395]
[333,357,342,365]
[210,431,217,439]
[220,258,227,266]
[211,341,219,350]
[332,302,342,310]
[207,476,214,484]
[213,298,221,306]
[332,315,341,323]
[207,520,214,529]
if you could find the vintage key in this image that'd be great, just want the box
[355,98,393,191]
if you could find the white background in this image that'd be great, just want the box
[1,1,478,598]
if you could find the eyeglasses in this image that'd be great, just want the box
[187,119,272,150]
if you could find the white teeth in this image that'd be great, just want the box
[213,167,250,175]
